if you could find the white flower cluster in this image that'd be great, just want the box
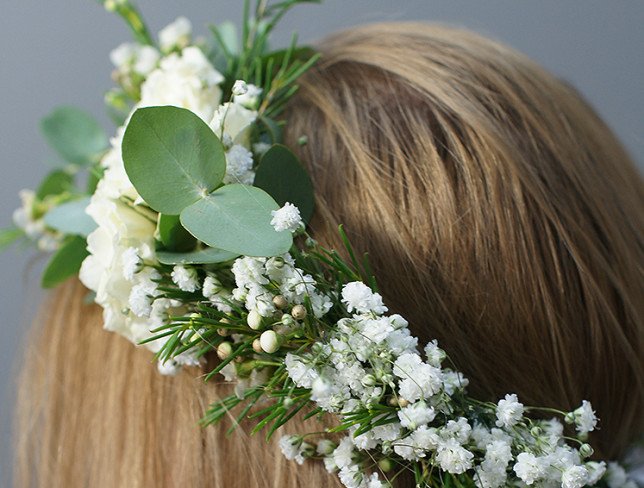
[229,254,332,319]
[270,202,303,233]
[278,281,619,488]
[80,19,229,371]
[12,189,62,251]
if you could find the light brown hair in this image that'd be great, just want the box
[15,22,644,487]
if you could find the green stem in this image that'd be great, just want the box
[97,0,154,46]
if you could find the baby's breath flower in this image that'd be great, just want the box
[171,265,200,292]
[514,452,545,485]
[561,465,589,488]
[341,281,388,315]
[495,393,524,429]
[279,435,312,465]
[270,202,303,233]
[570,400,598,435]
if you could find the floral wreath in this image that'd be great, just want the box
[4,1,640,487]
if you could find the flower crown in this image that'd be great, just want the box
[4,1,640,487]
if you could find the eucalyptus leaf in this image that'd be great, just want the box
[0,228,23,251]
[44,197,97,237]
[41,106,108,166]
[156,247,239,265]
[36,170,74,200]
[157,214,196,252]
[254,144,314,223]
[122,106,226,215]
[42,235,89,288]
[180,184,292,257]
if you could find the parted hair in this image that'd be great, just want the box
[15,22,643,487]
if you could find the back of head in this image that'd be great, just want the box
[16,22,643,487]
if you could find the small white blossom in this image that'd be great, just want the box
[121,247,142,281]
[234,83,262,108]
[397,401,436,429]
[202,275,222,298]
[436,438,474,474]
[171,265,200,292]
[223,144,255,185]
[270,202,303,233]
[561,465,589,488]
[606,462,628,488]
[571,400,598,435]
[159,16,192,52]
[133,45,160,75]
[514,452,545,485]
[341,281,388,315]
[496,393,524,428]
[232,80,248,96]
[279,435,312,465]
[157,359,180,376]
[424,339,446,367]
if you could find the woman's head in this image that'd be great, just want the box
[16,22,643,486]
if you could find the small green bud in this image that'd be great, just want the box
[281,313,296,327]
[579,443,594,458]
[378,458,394,472]
[530,426,543,437]
[361,374,377,387]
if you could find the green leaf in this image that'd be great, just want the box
[156,247,238,265]
[180,184,292,257]
[36,170,74,200]
[42,235,89,288]
[122,106,226,215]
[0,228,23,251]
[157,214,196,252]
[41,106,108,166]
[43,197,97,237]
[254,144,314,223]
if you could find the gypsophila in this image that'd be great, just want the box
[270,202,303,233]
[10,4,637,488]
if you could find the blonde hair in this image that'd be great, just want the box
[16,23,643,487]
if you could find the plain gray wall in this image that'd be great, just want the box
[1,1,642,483]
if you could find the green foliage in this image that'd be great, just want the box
[36,170,74,200]
[157,214,196,252]
[40,106,108,166]
[180,184,293,257]
[254,144,315,223]
[0,228,23,251]
[156,247,238,265]
[122,106,227,215]
[43,197,97,237]
[41,235,89,288]
[95,0,154,46]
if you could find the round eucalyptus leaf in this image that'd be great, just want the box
[156,247,239,265]
[44,197,97,237]
[122,106,226,215]
[180,184,292,257]
[36,170,75,200]
[254,144,314,223]
[41,106,108,166]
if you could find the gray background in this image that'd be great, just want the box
[1,1,642,484]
